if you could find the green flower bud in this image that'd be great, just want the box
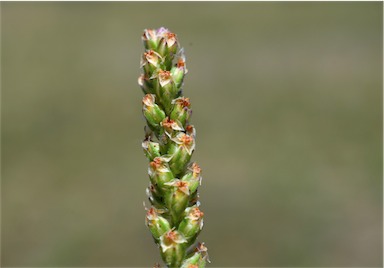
[149,156,174,191]
[159,229,187,267]
[142,29,160,50]
[157,31,178,67]
[178,206,204,242]
[156,70,180,114]
[170,55,187,89]
[182,243,209,268]
[180,252,202,268]
[168,133,195,176]
[181,163,202,195]
[146,207,171,240]
[170,97,192,127]
[141,50,163,75]
[142,94,166,131]
[142,140,161,161]
[164,179,190,224]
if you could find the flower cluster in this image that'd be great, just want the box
[139,27,209,267]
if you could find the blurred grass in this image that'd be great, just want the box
[1,2,382,267]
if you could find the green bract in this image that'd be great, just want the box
[139,27,209,268]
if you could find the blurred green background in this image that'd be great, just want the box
[1,2,382,267]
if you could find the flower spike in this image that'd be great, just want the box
[139,27,208,267]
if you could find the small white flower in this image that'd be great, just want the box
[159,229,187,252]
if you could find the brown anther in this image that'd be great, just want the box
[177,58,185,68]
[142,94,154,107]
[143,29,156,40]
[195,242,208,253]
[165,230,178,242]
[147,207,157,217]
[192,162,201,176]
[176,181,188,190]
[144,50,159,65]
[150,157,162,169]
[162,117,175,129]
[166,180,189,195]
[190,207,204,219]
[153,263,160,268]
[188,265,198,268]
[144,50,155,57]
[146,207,158,225]
[186,125,194,134]
[180,134,193,145]
[167,32,176,39]
[158,70,171,80]
[176,97,190,108]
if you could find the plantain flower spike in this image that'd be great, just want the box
[139,27,209,267]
